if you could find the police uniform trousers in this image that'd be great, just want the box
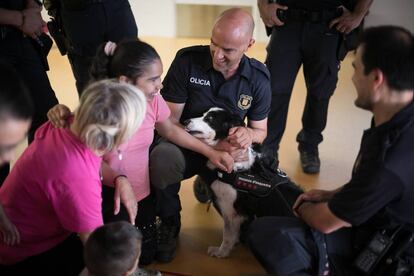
[149,136,217,221]
[247,216,354,276]
[263,20,341,157]
[60,0,137,95]
[0,30,59,184]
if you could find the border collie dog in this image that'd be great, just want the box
[185,107,302,258]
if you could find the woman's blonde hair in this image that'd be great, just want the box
[74,79,146,153]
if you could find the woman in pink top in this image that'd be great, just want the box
[47,39,234,265]
[0,80,147,275]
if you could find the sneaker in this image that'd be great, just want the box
[133,267,162,276]
[138,222,157,265]
[299,149,320,174]
[193,175,212,203]
[155,217,181,263]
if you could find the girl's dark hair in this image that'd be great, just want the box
[90,39,161,82]
[0,61,33,120]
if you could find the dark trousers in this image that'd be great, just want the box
[101,185,157,264]
[248,217,354,276]
[0,234,84,276]
[263,20,340,157]
[149,137,217,220]
[60,0,138,95]
[0,32,59,184]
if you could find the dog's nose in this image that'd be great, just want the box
[183,119,191,126]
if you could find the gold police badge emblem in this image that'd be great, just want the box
[238,94,252,110]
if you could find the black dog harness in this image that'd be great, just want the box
[217,164,290,198]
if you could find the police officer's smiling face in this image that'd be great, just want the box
[210,26,252,78]
[134,59,163,102]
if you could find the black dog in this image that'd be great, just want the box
[185,107,303,258]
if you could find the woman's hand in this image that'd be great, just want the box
[113,176,137,225]
[0,205,20,246]
[47,104,71,128]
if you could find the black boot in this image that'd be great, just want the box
[138,221,157,265]
[155,216,181,263]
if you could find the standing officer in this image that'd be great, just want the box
[149,8,271,263]
[258,0,372,173]
[44,0,138,96]
[248,25,414,275]
[0,0,59,182]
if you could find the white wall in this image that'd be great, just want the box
[364,0,414,32]
[130,0,414,41]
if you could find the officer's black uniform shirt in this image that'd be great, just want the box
[0,0,24,12]
[161,45,271,124]
[277,0,342,11]
[329,102,414,237]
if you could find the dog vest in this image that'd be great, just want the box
[217,167,290,198]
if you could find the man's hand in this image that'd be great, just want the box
[20,7,45,39]
[206,150,234,173]
[228,127,253,149]
[258,1,288,27]
[0,205,20,246]
[113,176,137,225]
[329,6,364,34]
[292,189,335,217]
[47,104,71,128]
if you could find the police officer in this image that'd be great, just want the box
[45,0,138,96]
[149,8,271,263]
[247,26,414,275]
[0,0,59,182]
[258,0,372,174]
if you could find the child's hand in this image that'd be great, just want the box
[47,104,71,128]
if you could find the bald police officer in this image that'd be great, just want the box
[149,8,271,263]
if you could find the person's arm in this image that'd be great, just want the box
[101,162,137,225]
[296,201,351,234]
[0,204,20,246]
[329,0,373,34]
[227,118,267,149]
[156,118,234,173]
[257,0,288,27]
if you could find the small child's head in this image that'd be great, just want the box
[85,222,143,276]
[90,39,163,101]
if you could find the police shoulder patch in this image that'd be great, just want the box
[238,94,253,110]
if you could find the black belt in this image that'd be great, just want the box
[278,8,342,23]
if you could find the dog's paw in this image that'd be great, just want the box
[207,246,229,258]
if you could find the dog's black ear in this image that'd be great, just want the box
[229,113,245,128]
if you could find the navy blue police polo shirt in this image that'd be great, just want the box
[161,45,271,124]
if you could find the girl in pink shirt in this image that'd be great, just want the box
[0,80,147,275]
[48,39,234,265]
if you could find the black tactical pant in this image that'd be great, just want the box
[60,0,137,95]
[263,20,341,158]
[0,30,59,184]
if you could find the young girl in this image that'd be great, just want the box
[0,80,147,275]
[48,39,234,265]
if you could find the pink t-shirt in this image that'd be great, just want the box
[0,122,103,265]
[104,95,170,201]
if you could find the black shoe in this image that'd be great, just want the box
[155,217,181,263]
[138,222,157,265]
[299,149,320,174]
[193,176,212,203]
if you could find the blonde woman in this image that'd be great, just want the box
[0,80,146,276]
